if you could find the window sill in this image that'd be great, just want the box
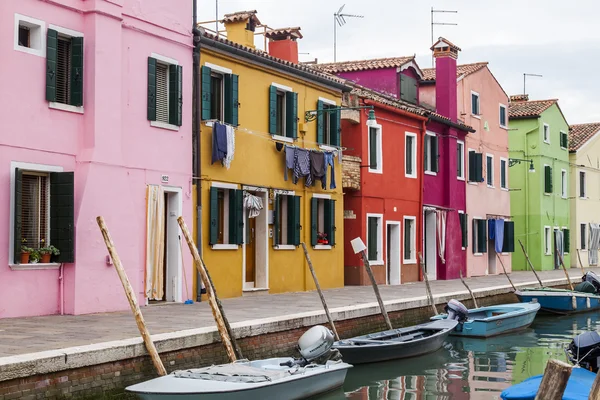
[274,245,296,250]
[403,259,417,265]
[9,263,61,271]
[500,125,508,130]
[462,247,466,251]
[474,253,483,257]
[580,197,587,200]
[457,176,465,181]
[424,171,437,176]
[562,196,568,199]
[471,114,481,120]
[272,134,294,144]
[468,182,478,186]
[368,168,383,174]
[545,252,552,256]
[313,245,332,250]
[319,144,337,152]
[49,102,84,114]
[15,45,45,58]
[580,249,588,252]
[501,187,509,191]
[487,185,495,189]
[543,140,550,145]
[560,147,567,150]
[405,174,417,179]
[211,244,239,250]
[150,121,180,131]
[544,193,551,196]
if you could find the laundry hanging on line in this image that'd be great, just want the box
[211,121,236,168]
[283,145,338,190]
[244,192,263,218]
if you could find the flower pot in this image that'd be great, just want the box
[41,253,51,263]
[20,252,30,264]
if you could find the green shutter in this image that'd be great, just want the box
[399,74,406,99]
[287,195,301,246]
[147,57,157,121]
[563,228,570,253]
[400,74,418,104]
[431,136,439,173]
[475,153,483,182]
[286,92,298,139]
[545,166,553,193]
[478,219,487,253]
[368,217,378,260]
[273,195,281,246]
[50,172,75,263]
[501,161,506,188]
[231,74,239,126]
[209,187,219,245]
[464,214,468,248]
[228,190,243,245]
[472,219,477,254]
[459,213,468,248]
[406,136,413,175]
[311,197,318,246]
[269,85,277,134]
[46,29,58,102]
[14,169,22,264]
[316,100,325,144]
[169,64,182,126]
[468,151,476,182]
[324,200,336,246]
[369,128,377,169]
[224,74,232,124]
[330,107,341,146]
[70,36,83,107]
[201,66,212,120]
[503,221,515,253]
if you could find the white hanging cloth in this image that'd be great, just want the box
[437,210,447,264]
[589,223,600,266]
[244,192,263,218]
[146,185,165,300]
[554,229,564,269]
[223,125,235,169]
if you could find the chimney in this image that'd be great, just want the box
[431,37,460,121]
[510,94,529,102]
[266,27,302,64]
[221,10,261,49]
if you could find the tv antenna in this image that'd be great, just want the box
[431,7,458,67]
[334,4,363,62]
[523,73,543,95]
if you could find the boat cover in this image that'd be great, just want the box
[173,363,295,383]
[500,367,594,400]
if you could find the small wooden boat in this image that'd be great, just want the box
[500,367,595,400]
[515,288,600,315]
[331,319,458,365]
[430,299,541,338]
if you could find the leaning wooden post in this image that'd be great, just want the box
[534,359,572,400]
[350,238,393,330]
[519,239,544,287]
[459,270,478,309]
[177,216,238,362]
[418,252,438,315]
[301,242,340,341]
[96,216,167,376]
[556,247,574,291]
[497,253,517,291]
[589,367,600,399]
[577,249,586,275]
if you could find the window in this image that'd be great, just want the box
[311,197,336,248]
[405,133,417,178]
[276,91,285,135]
[316,100,340,146]
[148,55,182,128]
[269,84,298,139]
[201,64,239,126]
[499,104,507,128]
[459,212,468,249]
[471,91,480,115]
[14,14,45,57]
[563,228,570,254]
[543,123,550,144]
[500,158,507,189]
[502,221,515,253]
[368,124,382,172]
[400,74,418,104]
[19,25,30,48]
[273,194,301,247]
[367,214,382,263]
[468,150,483,183]
[457,141,465,180]
[580,171,587,198]
[12,166,74,265]
[560,131,568,149]
[403,216,416,263]
[544,226,551,255]
[472,219,487,254]
[544,165,553,194]
[209,186,243,247]
[486,154,494,187]
[46,27,84,109]
[561,169,567,198]
[424,133,438,174]
[580,223,587,250]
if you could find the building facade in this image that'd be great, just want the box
[508,95,571,271]
[1,0,193,317]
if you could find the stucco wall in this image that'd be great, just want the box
[338,68,398,98]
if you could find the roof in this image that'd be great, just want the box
[421,62,488,82]
[313,56,415,74]
[265,27,302,40]
[431,37,461,52]
[221,10,261,25]
[569,123,600,152]
[508,99,558,119]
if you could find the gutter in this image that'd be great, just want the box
[427,113,475,133]
[192,0,203,300]
[362,99,428,122]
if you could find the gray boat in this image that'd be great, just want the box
[332,319,458,365]
[126,326,352,400]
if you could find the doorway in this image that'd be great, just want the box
[386,222,401,285]
[243,188,269,290]
[424,210,437,280]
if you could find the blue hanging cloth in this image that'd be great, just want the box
[488,219,496,240]
[495,219,505,254]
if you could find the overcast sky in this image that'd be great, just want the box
[199,1,599,124]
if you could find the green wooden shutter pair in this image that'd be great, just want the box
[545,166,553,193]
[563,228,570,253]
[431,136,439,173]
[502,221,515,253]
[324,200,336,246]
[268,85,278,134]
[224,74,239,126]
[209,188,243,246]
[46,29,83,107]
[201,66,212,120]
[368,217,378,260]
[288,196,301,246]
[169,65,183,126]
[311,197,318,246]
[369,128,378,169]
[316,100,325,144]
[286,92,298,139]
[560,132,568,148]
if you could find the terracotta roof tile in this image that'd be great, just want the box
[510,94,529,102]
[569,123,600,151]
[508,99,557,119]
[265,27,302,40]
[221,10,261,25]
[421,62,488,81]
[313,56,415,74]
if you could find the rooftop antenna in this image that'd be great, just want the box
[334,4,363,62]
[431,7,458,67]
[523,73,543,95]
[215,0,218,35]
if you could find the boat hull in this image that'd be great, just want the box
[516,289,600,315]
[501,367,595,400]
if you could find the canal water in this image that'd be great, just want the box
[315,312,599,400]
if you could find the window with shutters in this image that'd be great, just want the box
[545,226,552,254]
[457,141,465,180]
[424,132,438,175]
[147,54,182,129]
[368,124,382,173]
[400,73,418,104]
[403,216,416,263]
[486,154,494,187]
[273,193,301,248]
[502,221,515,253]
[563,227,570,254]
[210,73,224,120]
[315,99,340,147]
[405,133,417,178]
[269,84,298,140]
[472,218,487,254]
[560,131,568,149]
[544,165,553,194]
[500,158,508,189]
[471,91,480,116]
[458,212,468,249]
[579,171,587,198]
[581,223,587,250]
[468,150,483,183]
[46,26,84,112]
[201,63,238,126]
[209,185,243,249]
[543,123,550,144]
[499,104,507,128]
[312,196,336,249]
[561,169,567,198]
[21,173,49,253]
[14,14,44,57]
[366,214,383,263]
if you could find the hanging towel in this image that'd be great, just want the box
[211,122,227,164]
[244,193,263,218]
[223,125,235,169]
[437,210,447,264]
[284,146,296,181]
[324,152,336,189]
[494,219,505,254]
[488,219,496,240]
[310,151,326,188]
[293,148,312,186]
[554,230,564,269]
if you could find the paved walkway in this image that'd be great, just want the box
[0,268,592,358]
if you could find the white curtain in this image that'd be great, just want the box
[146,185,165,300]
[589,223,600,266]
[437,210,447,264]
[554,229,564,269]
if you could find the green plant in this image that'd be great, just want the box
[21,245,33,253]
[29,249,41,263]
[39,245,60,256]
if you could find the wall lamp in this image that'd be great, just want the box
[509,158,535,172]
[304,105,377,126]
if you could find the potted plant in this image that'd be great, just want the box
[39,242,60,263]
[317,232,328,245]
[20,239,33,264]
[29,249,41,264]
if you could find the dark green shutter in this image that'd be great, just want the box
[431,135,439,173]
[400,74,418,104]
[169,65,182,126]
[224,74,232,124]
[46,29,58,102]
[316,100,325,144]
[563,228,570,253]
[268,85,277,134]
[273,195,281,246]
[288,196,301,246]
[468,151,476,182]
[286,92,298,139]
[231,74,239,126]
[201,66,212,120]
[399,74,406,99]
[224,74,239,126]
[369,128,377,169]
[50,172,75,263]
[311,197,318,246]
[368,217,378,260]
[503,221,515,253]
[70,36,83,107]
[209,187,219,245]
[330,107,341,146]
[475,153,483,182]
[147,57,157,121]
[545,166,553,193]
[472,219,477,254]
[406,136,413,175]
[324,200,336,246]
[478,219,487,253]
[14,169,22,264]
[501,161,506,188]
[228,190,243,245]
[460,213,468,248]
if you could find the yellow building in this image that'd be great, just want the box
[569,123,600,268]
[194,11,350,298]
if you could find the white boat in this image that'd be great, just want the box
[125,326,352,400]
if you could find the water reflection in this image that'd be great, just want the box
[333,313,600,400]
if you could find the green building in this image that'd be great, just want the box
[508,94,571,270]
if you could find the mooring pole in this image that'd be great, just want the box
[519,239,544,287]
[497,254,517,291]
[418,252,438,315]
[534,359,572,400]
[459,270,478,309]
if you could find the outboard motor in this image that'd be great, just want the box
[583,271,600,293]
[566,331,600,372]
[289,325,342,367]
[445,299,469,323]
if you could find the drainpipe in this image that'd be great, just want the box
[192,0,203,301]
[419,118,428,281]
[59,263,64,315]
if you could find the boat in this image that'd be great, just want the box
[429,299,541,338]
[125,325,352,400]
[500,367,595,400]
[331,319,458,365]
[566,330,600,372]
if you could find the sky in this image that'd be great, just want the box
[198,1,600,124]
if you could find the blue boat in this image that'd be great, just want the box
[430,299,541,338]
[515,288,600,315]
[500,367,595,400]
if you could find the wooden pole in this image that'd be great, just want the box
[177,216,238,362]
[301,243,340,341]
[96,216,167,376]
[360,250,393,330]
[577,249,586,275]
[534,359,572,400]
[519,239,544,287]
[459,270,478,309]
[589,367,600,399]
[496,253,517,291]
[556,244,574,291]
[418,252,438,315]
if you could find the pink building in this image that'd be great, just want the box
[1,0,193,317]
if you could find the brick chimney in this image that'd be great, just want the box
[431,37,460,121]
[510,94,529,102]
[221,10,261,49]
[266,27,302,64]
